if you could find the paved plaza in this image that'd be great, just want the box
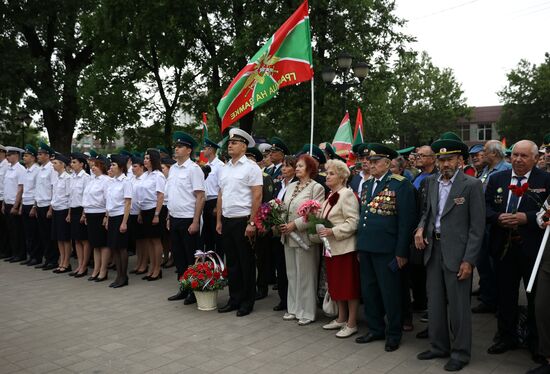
[0,259,534,374]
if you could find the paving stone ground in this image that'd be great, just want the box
[0,258,534,374]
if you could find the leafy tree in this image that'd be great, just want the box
[497,53,550,144]
[0,1,99,152]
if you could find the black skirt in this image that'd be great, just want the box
[107,215,129,250]
[128,214,144,242]
[70,207,88,241]
[52,209,71,242]
[140,208,162,239]
[160,205,169,241]
[86,212,107,249]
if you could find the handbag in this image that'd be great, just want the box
[322,290,338,318]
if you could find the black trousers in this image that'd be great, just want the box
[255,232,272,294]
[37,206,58,265]
[477,229,497,307]
[222,216,256,311]
[201,199,223,258]
[0,201,8,256]
[4,204,24,259]
[495,243,537,345]
[22,205,40,261]
[169,216,199,278]
[272,237,288,306]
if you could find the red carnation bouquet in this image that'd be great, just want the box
[180,251,228,291]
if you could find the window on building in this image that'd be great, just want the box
[478,123,492,141]
[458,124,470,141]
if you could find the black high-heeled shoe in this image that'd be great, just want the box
[88,275,98,281]
[135,268,149,275]
[142,274,151,280]
[112,278,129,288]
[74,270,88,278]
[147,270,162,281]
[95,275,108,282]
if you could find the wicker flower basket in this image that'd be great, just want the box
[194,290,218,311]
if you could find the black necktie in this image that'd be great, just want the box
[507,176,525,213]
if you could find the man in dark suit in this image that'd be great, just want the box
[349,143,371,195]
[414,137,485,372]
[265,137,288,182]
[485,140,550,359]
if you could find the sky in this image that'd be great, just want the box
[394,0,550,106]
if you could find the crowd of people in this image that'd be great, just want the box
[1,129,550,373]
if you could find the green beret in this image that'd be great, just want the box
[366,143,398,160]
[70,152,88,164]
[270,137,290,155]
[543,133,550,147]
[119,149,133,157]
[24,144,37,157]
[89,149,98,158]
[172,132,197,149]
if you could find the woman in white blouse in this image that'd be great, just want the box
[49,153,72,274]
[68,153,91,277]
[105,155,133,288]
[137,149,166,281]
[82,155,111,282]
[160,158,175,268]
[128,156,149,275]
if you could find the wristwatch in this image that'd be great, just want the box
[248,221,255,227]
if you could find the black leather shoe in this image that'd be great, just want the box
[385,342,400,352]
[135,268,148,275]
[3,256,14,262]
[35,263,45,269]
[69,271,77,276]
[472,303,496,314]
[488,340,517,354]
[111,278,128,288]
[0,253,11,259]
[218,304,238,313]
[42,263,57,270]
[183,294,196,305]
[20,259,31,265]
[417,350,450,360]
[444,358,467,371]
[168,290,188,301]
[9,257,25,263]
[74,270,88,278]
[355,333,385,344]
[527,362,550,374]
[416,328,429,339]
[236,309,251,317]
[88,275,98,281]
[27,259,39,266]
[273,303,286,311]
[95,275,108,282]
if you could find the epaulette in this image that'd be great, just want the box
[391,174,405,181]
[263,172,269,177]
[318,172,326,177]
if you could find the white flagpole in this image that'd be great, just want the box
[527,225,550,293]
[309,77,314,155]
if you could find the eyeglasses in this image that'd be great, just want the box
[416,154,434,158]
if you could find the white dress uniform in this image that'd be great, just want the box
[69,170,91,240]
[21,163,40,262]
[34,161,57,265]
[3,160,25,259]
[82,174,111,249]
[51,171,71,241]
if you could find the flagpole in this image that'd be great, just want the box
[309,77,314,155]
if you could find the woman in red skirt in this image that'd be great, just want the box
[317,159,360,338]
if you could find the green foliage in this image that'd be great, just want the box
[497,53,550,144]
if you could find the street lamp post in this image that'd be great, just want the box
[18,111,32,147]
[321,52,369,115]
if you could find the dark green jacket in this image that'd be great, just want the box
[357,170,417,257]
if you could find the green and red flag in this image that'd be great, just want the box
[353,108,364,146]
[216,0,313,132]
[332,111,353,156]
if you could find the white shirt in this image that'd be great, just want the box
[3,161,25,205]
[137,170,165,211]
[106,174,132,217]
[358,171,370,196]
[277,178,292,201]
[51,171,71,210]
[0,158,9,201]
[205,157,224,200]
[35,162,56,207]
[166,158,205,219]
[130,173,145,215]
[21,163,39,206]
[70,170,91,208]
[219,155,263,218]
[435,170,459,232]
[82,174,111,213]
[506,170,532,211]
